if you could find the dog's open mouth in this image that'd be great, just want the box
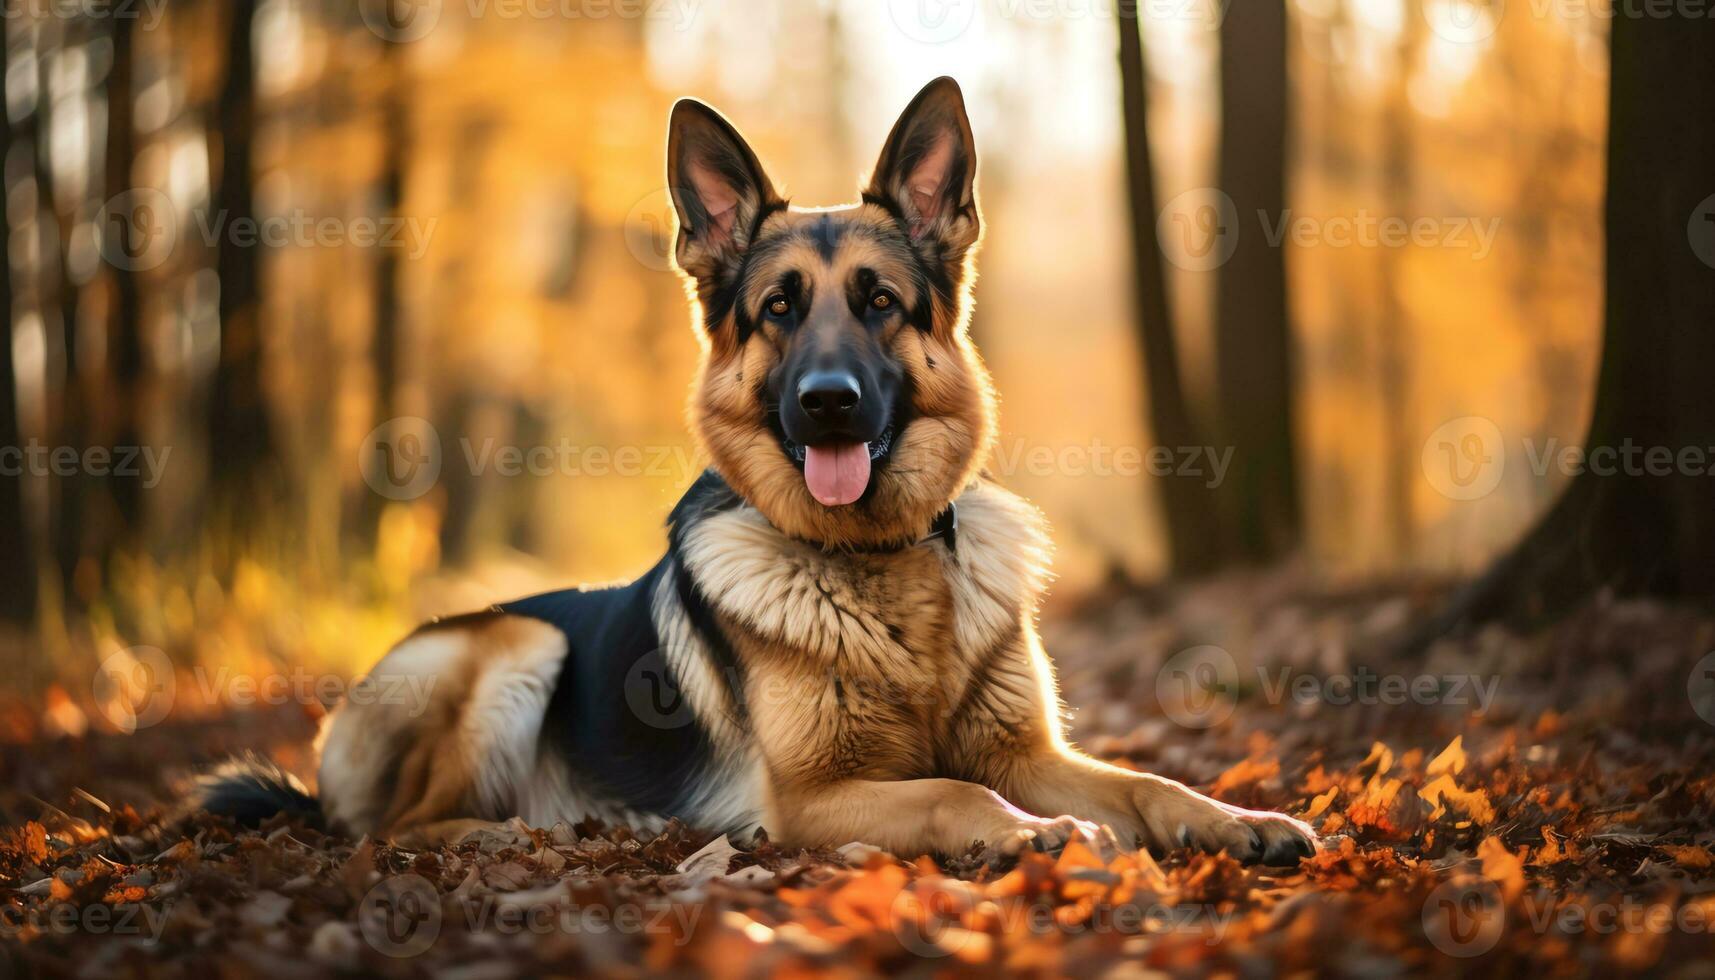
[782,425,894,507]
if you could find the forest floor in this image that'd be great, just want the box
[3,571,1715,978]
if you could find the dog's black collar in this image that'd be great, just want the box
[797,501,958,555]
[923,501,959,552]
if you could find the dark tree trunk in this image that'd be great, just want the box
[1416,14,1715,639]
[105,14,145,534]
[45,19,92,599]
[1212,0,1301,562]
[360,39,408,547]
[0,34,36,624]
[207,0,278,529]
[1116,0,1221,575]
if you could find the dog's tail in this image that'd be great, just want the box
[184,754,323,830]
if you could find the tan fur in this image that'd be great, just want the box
[317,614,567,837]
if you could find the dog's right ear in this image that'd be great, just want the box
[667,99,779,282]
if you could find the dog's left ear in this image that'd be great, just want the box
[865,76,979,259]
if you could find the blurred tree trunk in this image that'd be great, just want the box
[1116,0,1220,575]
[105,14,145,535]
[207,0,279,531]
[44,19,93,600]
[0,33,36,624]
[361,36,408,548]
[1417,13,1715,637]
[1212,0,1301,562]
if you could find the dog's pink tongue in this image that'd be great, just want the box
[803,442,871,506]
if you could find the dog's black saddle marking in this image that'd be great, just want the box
[500,561,719,818]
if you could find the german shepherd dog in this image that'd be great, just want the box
[200,78,1315,866]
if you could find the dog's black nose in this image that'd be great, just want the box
[797,371,862,426]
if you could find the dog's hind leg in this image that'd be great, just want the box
[317,613,567,839]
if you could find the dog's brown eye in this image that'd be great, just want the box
[767,295,790,317]
[871,291,894,311]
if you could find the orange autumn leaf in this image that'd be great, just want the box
[1420,773,1497,825]
[1302,786,1340,821]
[1534,826,1580,865]
[1426,736,1468,776]
[1346,777,1423,840]
[1658,845,1715,870]
[1212,756,1281,796]
[1477,837,1527,902]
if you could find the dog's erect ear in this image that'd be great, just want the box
[667,99,779,281]
[865,77,979,256]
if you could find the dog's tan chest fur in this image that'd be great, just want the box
[676,480,1053,788]
[732,547,955,784]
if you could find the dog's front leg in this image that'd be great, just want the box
[769,777,1098,860]
[946,632,1315,865]
[991,749,1316,866]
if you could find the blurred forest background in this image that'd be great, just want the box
[0,0,1627,721]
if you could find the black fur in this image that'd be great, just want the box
[188,755,323,829]
[503,471,750,818]
[503,562,713,816]
[667,471,750,725]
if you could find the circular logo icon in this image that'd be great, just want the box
[359,416,442,501]
[1688,193,1715,270]
[1156,187,1239,273]
[1421,875,1504,957]
[1689,652,1715,727]
[890,884,975,959]
[93,646,176,732]
[97,188,177,272]
[624,188,680,273]
[1155,645,1238,729]
[359,874,442,958]
[887,0,978,44]
[360,0,442,43]
[1422,0,1503,45]
[623,648,695,730]
[1421,416,1505,501]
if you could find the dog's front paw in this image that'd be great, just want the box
[1134,780,1317,866]
[1184,807,1316,867]
[978,813,1103,864]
